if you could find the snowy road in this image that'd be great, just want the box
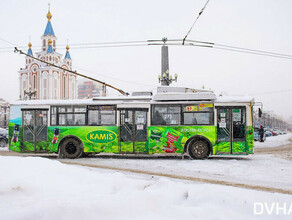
[1,134,292,195]
[1,156,292,220]
[59,154,292,195]
[1,134,292,219]
[57,134,292,194]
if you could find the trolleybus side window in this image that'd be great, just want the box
[51,105,86,126]
[183,104,214,125]
[87,105,116,126]
[151,105,181,125]
[51,107,57,125]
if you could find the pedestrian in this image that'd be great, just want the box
[259,125,264,142]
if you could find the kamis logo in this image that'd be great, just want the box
[87,130,117,143]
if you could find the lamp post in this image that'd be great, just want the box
[24,85,37,100]
[159,38,178,86]
[158,70,178,86]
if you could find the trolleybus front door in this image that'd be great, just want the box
[22,109,48,152]
[216,107,246,154]
[119,109,148,154]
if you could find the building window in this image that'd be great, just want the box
[22,80,26,98]
[43,39,46,47]
[54,78,57,99]
[43,78,47,99]
[53,40,56,47]
[33,75,36,90]
[63,76,66,99]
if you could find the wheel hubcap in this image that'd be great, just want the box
[65,142,77,155]
[191,141,208,158]
[0,140,5,147]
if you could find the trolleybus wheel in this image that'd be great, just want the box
[187,139,210,159]
[59,138,83,159]
[0,139,6,148]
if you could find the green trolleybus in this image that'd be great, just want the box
[9,86,255,159]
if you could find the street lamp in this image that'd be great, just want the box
[24,85,37,100]
[158,70,178,86]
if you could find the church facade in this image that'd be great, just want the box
[19,9,77,100]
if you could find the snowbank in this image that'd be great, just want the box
[254,133,292,148]
[0,156,292,220]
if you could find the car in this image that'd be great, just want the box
[0,128,8,148]
[265,131,273,137]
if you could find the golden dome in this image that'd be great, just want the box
[47,10,52,21]
[28,42,32,48]
[48,39,52,45]
[66,45,70,51]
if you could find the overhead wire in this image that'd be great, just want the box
[249,89,292,96]
[75,66,155,88]
[2,37,292,59]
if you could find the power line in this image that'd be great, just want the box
[75,66,155,88]
[0,37,20,47]
[148,39,292,60]
[68,44,149,49]
[182,0,211,45]
[0,40,148,50]
[215,43,292,59]
[3,36,292,60]
[249,89,292,96]
[3,37,292,60]
[212,47,292,60]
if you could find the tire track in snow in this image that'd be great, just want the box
[60,160,292,195]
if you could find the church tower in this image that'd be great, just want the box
[18,6,77,100]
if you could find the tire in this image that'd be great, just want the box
[59,138,83,159]
[187,139,210,159]
[0,139,6,148]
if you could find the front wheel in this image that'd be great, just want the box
[59,138,83,159]
[187,139,210,159]
[0,139,6,148]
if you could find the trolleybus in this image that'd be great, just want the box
[9,86,254,159]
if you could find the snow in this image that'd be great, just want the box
[254,133,292,148]
[1,156,292,220]
[0,146,8,151]
[67,154,292,193]
[216,95,254,103]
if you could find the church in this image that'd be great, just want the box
[19,8,77,100]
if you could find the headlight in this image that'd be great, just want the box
[6,134,8,139]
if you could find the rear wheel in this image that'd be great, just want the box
[0,139,6,148]
[59,138,83,159]
[187,139,210,159]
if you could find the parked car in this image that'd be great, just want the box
[268,130,278,136]
[0,128,8,148]
[265,131,273,137]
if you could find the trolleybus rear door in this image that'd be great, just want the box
[22,109,48,152]
[119,108,148,154]
[216,107,246,154]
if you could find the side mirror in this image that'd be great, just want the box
[258,108,262,118]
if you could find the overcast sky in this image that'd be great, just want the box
[0,0,292,119]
